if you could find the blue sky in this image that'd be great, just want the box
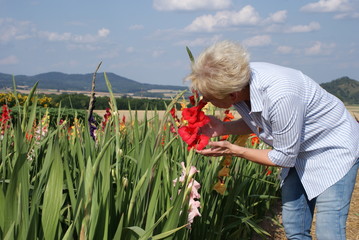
[1,0,358,87]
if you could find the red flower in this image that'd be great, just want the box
[101,108,112,130]
[178,126,199,145]
[182,106,209,127]
[250,133,259,146]
[187,134,210,151]
[0,105,12,134]
[170,95,210,151]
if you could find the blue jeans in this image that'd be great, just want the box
[281,160,359,240]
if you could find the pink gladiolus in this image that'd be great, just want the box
[173,162,201,228]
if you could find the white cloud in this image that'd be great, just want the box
[0,18,34,43]
[175,34,223,47]
[301,0,351,13]
[242,35,271,47]
[285,22,320,33]
[0,55,19,65]
[39,28,110,43]
[305,41,336,55]
[263,10,287,23]
[67,43,101,51]
[98,28,110,37]
[276,46,293,54]
[334,12,359,19]
[152,49,165,58]
[126,46,135,53]
[153,0,231,11]
[129,24,144,30]
[185,5,261,32]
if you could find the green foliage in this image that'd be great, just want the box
[0,79,281,240]
[8,107,101,127]
[44,93,178,110]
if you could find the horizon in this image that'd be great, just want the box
[1,71,358,88]
[1,0,359,86]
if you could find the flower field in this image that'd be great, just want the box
[0,75,280,240]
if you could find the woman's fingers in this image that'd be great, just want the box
[196,141,231,156]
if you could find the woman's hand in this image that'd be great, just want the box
[196,141,241,157]
[197,140,277,167]
[200,115,225,138]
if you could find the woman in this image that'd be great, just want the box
[187,40,359,239]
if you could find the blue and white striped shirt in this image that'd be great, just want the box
[234,62,359,200]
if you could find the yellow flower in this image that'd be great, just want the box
[213,180,226,195]
[218,166,230,177]
[180,102,187,110]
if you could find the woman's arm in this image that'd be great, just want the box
[197,141,278,167]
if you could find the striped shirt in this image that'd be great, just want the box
[234,62,359,200]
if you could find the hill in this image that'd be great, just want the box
[0,72,187,98]
[320,76,359,104]
[0,72,358,103]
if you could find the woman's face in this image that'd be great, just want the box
[202,88,250,109]
[203,94,235,109]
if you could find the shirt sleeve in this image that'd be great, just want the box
[267,94,305,167]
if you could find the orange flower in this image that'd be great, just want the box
[223,110,234,122]
[250,133,259,146]
[213,180,226,195]
[218,166,230,177]
[220,110,234,140]
[221,156,233,167]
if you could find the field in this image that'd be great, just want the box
[0,88,280,240]
[1,82,358,239]
[93,106,359,240]
[94,105,359,121]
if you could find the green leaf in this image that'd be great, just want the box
[126,226,145,238]
[186,46,195,63]
[3,222,15,240]
[41,141,63,240]
[0,188,5,232]
[21,81,38,130]
[151,224,188,240]
[113,214,124,239]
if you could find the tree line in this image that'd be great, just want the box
[48,93,175,110]
[0,92,178,110]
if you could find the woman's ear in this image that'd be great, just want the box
[229,92,238,101]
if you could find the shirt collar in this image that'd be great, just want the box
[248,70,263,113]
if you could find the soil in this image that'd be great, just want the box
[253,174,359,240]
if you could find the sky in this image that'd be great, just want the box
[1,0,359,87]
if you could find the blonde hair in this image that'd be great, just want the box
[185,40,251,99]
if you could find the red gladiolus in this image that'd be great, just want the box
[101,108,112,130]
[178,126,199,145]
[182,106,200,123]
[170,95,210,151]
[182,106,209,127]
[187,134,210,151]
[0,105,11,135]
